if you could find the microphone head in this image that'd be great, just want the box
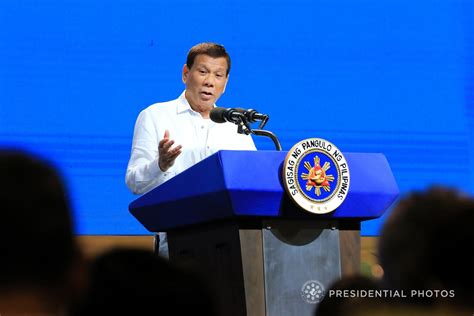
[237,108,260,123]
[210,107,227,123]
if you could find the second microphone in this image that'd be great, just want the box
[210,107,268,124]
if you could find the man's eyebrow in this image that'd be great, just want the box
[195,64,226,72]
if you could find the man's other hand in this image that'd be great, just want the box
[158,130,182,171]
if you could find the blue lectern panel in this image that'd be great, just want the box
[130,151,398,232]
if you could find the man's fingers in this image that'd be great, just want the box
[162,140,175,151]
[159,144,181,165]
[158,138,167,149]
[159,140,175,152]
[169,145,182,155]
[157,133,181,171]
[159,130,171,149]
[165,147,182,161]
[168,148,182,160]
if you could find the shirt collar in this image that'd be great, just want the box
[177,91,192,114]
[176,91,217,121]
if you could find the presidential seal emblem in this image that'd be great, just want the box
[283,138,350,214]
[301,280,325,304]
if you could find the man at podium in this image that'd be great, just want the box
[125,42,256,256]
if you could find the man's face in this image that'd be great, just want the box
[183,54,229,116]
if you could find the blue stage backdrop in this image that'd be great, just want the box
[1,0,473,235]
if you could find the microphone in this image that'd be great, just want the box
[234,108,268,123]
[210,107,246,124]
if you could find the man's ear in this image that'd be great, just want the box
[222,75,229,94]
[182,64,189,84]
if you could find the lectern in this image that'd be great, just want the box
[129,150,398,316]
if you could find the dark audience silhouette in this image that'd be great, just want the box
[0,149,86,315]
[378,186,473,309]
[71,247,217,315]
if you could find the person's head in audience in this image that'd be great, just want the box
[0,149,85,314]
[378,186,473,308]
[71,247,216,315]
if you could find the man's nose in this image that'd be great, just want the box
[203,74,215,86]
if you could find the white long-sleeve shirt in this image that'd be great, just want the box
[126,92,256,195]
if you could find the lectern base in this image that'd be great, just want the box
[168,219,360,316]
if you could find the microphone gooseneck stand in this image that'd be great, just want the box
[236,115,282,151]
[251,129,282,151]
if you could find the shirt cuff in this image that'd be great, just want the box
[149,157,174,185]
